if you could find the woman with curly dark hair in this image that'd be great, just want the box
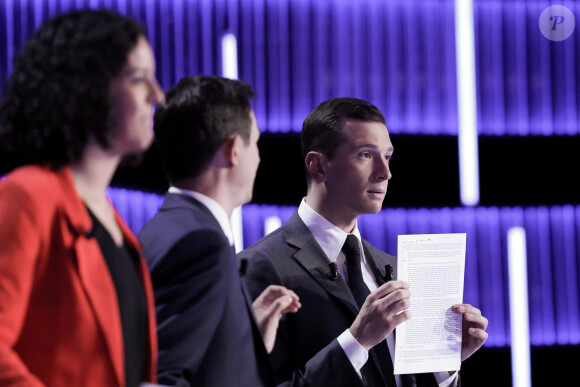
[0,9,164,387]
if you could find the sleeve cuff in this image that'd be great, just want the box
[434,370,459,387]
[337,329,369,374]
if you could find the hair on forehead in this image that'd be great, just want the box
[301,97,385,158]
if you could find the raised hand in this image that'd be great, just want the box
[453,304,489,361]
[252,285,301,353]
[349,280,411,350]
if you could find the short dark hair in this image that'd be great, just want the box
[0,9,147,169]
[153,75,256,184]
[301,97,386,182]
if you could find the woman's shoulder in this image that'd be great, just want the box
[3,165,70,191]
[0,165,74,209]
[0,164,92,236]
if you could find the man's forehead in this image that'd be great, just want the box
[341,121,392,145]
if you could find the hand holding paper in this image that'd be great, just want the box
[349,280,411,351]
[452,304,489,362]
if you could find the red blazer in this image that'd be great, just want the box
[0,165,157,387]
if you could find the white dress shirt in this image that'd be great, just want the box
[297,199,457,387]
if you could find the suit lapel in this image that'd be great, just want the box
[284,212,360,317]
[285,212,401,386]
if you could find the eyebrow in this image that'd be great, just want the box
[353,143,394,153]
[123,66,151,75]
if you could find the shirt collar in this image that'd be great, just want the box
[168,186,234,246]
[298,198,364,264]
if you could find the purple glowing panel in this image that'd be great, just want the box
[474,0,580,136]
[108,187,164,234]
[235,0,458,134]
[525,206,555,345]
[241,204,295,250]
[0,0,225,100]
[549,206,580,345]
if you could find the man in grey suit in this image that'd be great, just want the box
[139,76,300,387]
[240,97,489,387]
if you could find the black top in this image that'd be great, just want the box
[87,209,148,387]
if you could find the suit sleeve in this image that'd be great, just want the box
[242,250,364,387]
[151,229,232,387]
[0,182,47,387]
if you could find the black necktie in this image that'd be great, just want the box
[343,235,397,387]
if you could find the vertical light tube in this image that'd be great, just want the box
[230,206,244,253]
[222,32,243,252]
[5,0,14,76]
[455,0,480,206]
[264,215,282,235]
[507,227,532,387]
[221,33,238,80]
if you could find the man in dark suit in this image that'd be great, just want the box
[138,76,300,387]
[240,97,489,387]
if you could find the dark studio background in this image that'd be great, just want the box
[113,132,580,208]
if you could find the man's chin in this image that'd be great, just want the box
[366,201,385,214]
[237,193,253,208]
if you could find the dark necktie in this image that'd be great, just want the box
[343,235,397,387]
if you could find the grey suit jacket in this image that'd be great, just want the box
[240,211,446,387]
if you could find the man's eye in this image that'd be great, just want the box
[359,152,371,159]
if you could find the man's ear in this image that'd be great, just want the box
[305,151,326,183]
[222,135,240,166]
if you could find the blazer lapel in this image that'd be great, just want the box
[60,168,125,387]
[284,212,360,317]
[74,236,125,386]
